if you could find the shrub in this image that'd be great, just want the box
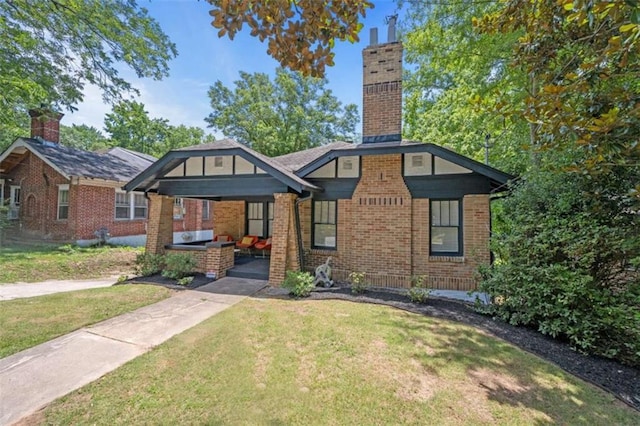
[177,276,194,286]
[135,252,165,277]
[116,275,129,284]
[348,272,367,294]
[479,170,640,367]
[407,275,430,304]
[162,253,197,280]
[282,270,315,298]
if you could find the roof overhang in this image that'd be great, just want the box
[296,142,515,190]
[0,138,70,179]
[124,147,321,196]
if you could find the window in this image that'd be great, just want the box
[214,156,224,167]
[115,192,130,219]
[412,155,423,167]
[247,202,264,236]
[246,201,274,237]
[430,200,461,255]
[173,198,185,219]
[57,185,69,220]
[312,201,337,249]
[202,200,210,220]
[115,191,147,220]
[9,186,20,220]
[133,194,147,219]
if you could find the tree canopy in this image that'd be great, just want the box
[205,68,358,156]
[207,0,373,77]
[60,124,109,152]
[104,100,209,157]
[0,0,177,137]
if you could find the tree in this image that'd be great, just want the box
[475,0,640,181]
[60,124,109,151]
[205,68,358,156]
[207,0,373,77]
[0,0,177,136]
[401,1,530,174]
[104,100,208,157]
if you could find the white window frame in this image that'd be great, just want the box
[115,190,147,220]
[9,185,20,220]
[57,184,69,220]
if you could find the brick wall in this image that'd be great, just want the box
[269,193,300,286]
[212,200,245,240]
[205,244,234,278]
[146,194,174,254]
[299,155,492,291]
[29,109,63,143]
[362,42,403,140]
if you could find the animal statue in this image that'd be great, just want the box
[313,257,334,288]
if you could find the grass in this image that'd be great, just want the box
[41,298,638,425]
[0,244,141,283]
[0,285,173,358]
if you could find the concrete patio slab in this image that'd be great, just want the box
[0,277,267,425]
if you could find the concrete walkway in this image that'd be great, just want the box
[0,277,267,425]
[0,277,121,301]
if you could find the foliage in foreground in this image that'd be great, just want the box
[282,270,315,297]
[42,299,638,424]
[162,253,197,280]
[479,169,640,367]
[348,271,367,294]
[407,275,431,304]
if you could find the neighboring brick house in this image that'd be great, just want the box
[0,109,213,246]
[125,25,513,290]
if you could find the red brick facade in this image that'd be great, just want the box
[29,109,63,144]
[3,153,212,244]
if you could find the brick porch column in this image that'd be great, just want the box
[269,193,301,286]
[145,194,174,255]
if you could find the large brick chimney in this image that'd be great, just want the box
[29,108,64,144]
[362,16,403,144]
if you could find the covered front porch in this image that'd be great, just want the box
[125,140,321,286]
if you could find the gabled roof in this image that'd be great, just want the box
[294,140,515,188]
[124,138,321,193]
[275,141,354,172]
[0,138,154,182]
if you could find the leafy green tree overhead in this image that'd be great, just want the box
[104,100,208,157]
[60,124,109,151]
[205,68,358,156]
[0,0,177,138]
[401,1,530,174]
[207,0,373,77]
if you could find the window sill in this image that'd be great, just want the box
[429,255,465,263]
[310,247,337,254]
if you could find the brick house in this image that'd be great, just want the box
[0,109,213,246]
[125,26,513,290]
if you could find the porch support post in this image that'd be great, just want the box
[269,193,301,286]
[145,194,174,255]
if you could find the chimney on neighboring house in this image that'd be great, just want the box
[362,15,403,144]
[29,108,64,144]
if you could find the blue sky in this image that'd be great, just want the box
[66,0,402,138]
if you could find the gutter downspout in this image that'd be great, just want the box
[294,193,313,272]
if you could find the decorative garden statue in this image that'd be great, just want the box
[314,257,334,288]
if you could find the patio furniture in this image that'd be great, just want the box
[235,235,259,255]
[254,237,272,258]
[213,234,234,242]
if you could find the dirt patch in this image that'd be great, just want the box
[255,285,640,412]
[123,273,214,290]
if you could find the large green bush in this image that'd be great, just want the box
[162,253,197,280]
[479,169,640,367]
[282,270,315,298]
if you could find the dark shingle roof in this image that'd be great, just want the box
[274,141,353,172]
[23,138,153,182]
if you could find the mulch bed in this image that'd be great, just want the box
[122,273,215,291]
[257,285,640,412]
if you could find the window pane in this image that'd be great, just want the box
[449,200,459,226]
[248,219,262,236]
[116,206,130,219]
[314,224,336,248]
[202,200,209,220]
[432,201,441,226]
[268,202,274,219]
[327,201,336,224]
[431,227,458,252]
[441,201,450,226]
[59,190,69,204]
[268,219,273,237]
[134,207,147,219]
[58,205,68,220]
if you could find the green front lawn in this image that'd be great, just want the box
[0,285,173,358]
[0,244,141,283]
[42,298,638,425]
